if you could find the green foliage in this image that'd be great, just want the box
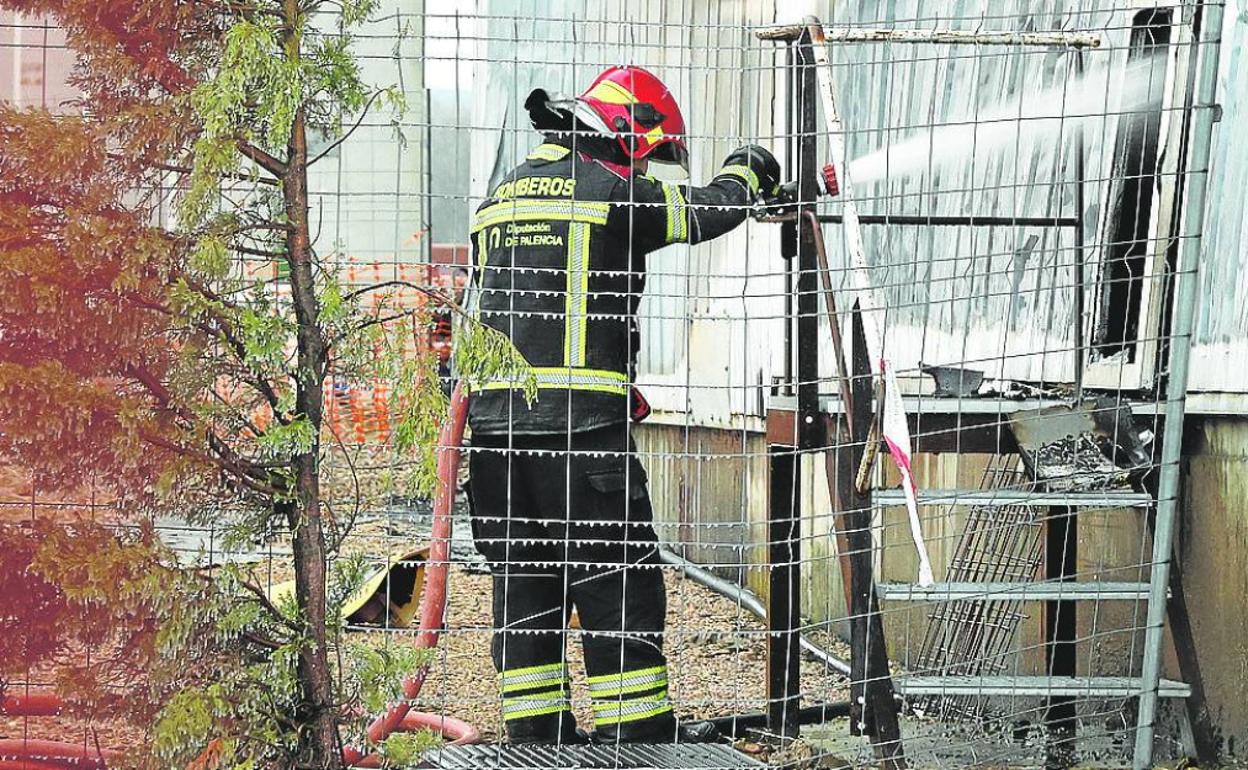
[184,19,303,228]
[390,346,450,497]
[165,549,444,764]
[153,687,230,763]
[382,295,538,498]
[379,730,441,768]
[239,304,295,373]
[257,415,315,460]
[3,1,536,768]
[343,642,431,714]
[339,0,383,28]
[455,320,539,403]
[191,235,230,278]
[147,550,445,768]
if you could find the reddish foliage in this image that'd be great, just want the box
[0,527,64,678]
[0,0,233,496]
[0,0,215,745]
[0,108,189,496]
[0,5,356,767]
[0,519,176,726]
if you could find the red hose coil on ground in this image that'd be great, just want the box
[1,384,477,768]
[0,738,110,770]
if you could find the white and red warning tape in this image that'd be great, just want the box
[807,18,935,587]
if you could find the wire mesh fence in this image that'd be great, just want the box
[0,1,1229,768]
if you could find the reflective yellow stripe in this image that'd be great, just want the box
[505,702,569,721]
[585,79,636,105]
[499,662,568,693]
[594,703,673,726]
[501,677,565,695]
[502,689,571,721]
[660,182,688,242]
[475,228,488,268]
[717,164,760,195]
[527,143,570,162]
[587,665,667,693]
[563,223,591,367]
[591,691,673,726]
[590,675,668,699]
[471,200,611,233]
[480,367,628,396]
[591,691,667,712]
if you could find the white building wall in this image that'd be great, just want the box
[1,12,77,110]
[469,0,1245,427]
[308,2,428,268]
[1189,0,1248,392]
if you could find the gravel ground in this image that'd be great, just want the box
[399,566,851,743]
[0,564,850,762]
[3,499,854,761]
[337,505,853,742]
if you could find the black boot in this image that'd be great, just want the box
[676,721,724,744]
[591,716,723,745]
[507,711,586,745]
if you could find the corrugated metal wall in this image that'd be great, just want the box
[469,0,1243,424]
[1189,0,1248,391]
[463,4,1248,750]
[822,0,1128,386]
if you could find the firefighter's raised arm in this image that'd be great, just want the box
[617,144,781,253]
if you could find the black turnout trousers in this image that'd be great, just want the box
[468,421,675,744]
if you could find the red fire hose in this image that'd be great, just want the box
[0,694,118,770]
[1,384,477,768]
[343,382,477,763]
[0,739,109,770]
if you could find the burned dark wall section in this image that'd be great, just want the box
[1093,9,1173,361]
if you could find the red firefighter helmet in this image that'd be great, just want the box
[577,66,688,169]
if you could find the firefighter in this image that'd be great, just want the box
[466,65,780,745]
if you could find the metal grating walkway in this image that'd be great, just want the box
[418,743,765,770]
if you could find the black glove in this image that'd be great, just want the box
[721,144,782,198]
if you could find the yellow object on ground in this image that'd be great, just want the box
[267,547,428,628]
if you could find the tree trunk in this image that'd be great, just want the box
[282,12,341,759]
